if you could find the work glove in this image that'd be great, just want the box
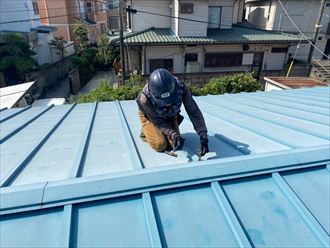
[173,134,185,151]
[198,133,209,156]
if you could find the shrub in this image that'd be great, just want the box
[70,78,144,103]
[71,73,263,103]
[70,47,99,85]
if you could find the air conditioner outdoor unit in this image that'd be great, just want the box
[186,61,200,73]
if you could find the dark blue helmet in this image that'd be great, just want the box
[148,69,178,106]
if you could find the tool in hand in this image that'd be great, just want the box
[165,150,178,157]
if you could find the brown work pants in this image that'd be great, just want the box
[138,110,180,152]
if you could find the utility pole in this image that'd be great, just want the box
[118,0,125,86]
[307,0,325,64]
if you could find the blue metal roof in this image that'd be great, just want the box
[0,86,329,247]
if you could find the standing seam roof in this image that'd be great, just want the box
[0,87,329,247]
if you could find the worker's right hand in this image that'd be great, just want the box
[198,133,209,156]
[173,134,185,151]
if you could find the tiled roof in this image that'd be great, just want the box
[1,87,329,247]
[110,26,309,45]
[30,25,58,33]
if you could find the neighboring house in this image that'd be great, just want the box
[107,0,127,32]
[0,0,63,65]
[264,76,329,91]
[245,0,330,61]
[110,0,308,80]
[38,0,108,46]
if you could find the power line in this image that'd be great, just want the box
[0,7,110,25]
[0,1,323,35]
[278,0,329,60]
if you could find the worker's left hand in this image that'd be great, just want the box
[198,134,209,156]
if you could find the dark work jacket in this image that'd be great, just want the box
[136,78,207,140]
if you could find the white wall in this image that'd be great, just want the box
[131,0,171,32]
[178,1,208,37]
[143,45,181,74]
[245,0,329,61]
[170,0,179,35]
[264,82,286,91]
[140,43,291,75]
[0,0,42,32]
[221,6,233,29]
[50,42,74,63]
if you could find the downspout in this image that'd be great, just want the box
[202,45,205,72]
[278,13,282,31]
[144,43,147,75]
[182,45,185,73]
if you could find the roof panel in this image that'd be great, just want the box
[1,87,329,247]
[221,174,327,247]
[281,167,330,235]
[71,195,152,247]
[150,184,242,247]
[0,207,63,247]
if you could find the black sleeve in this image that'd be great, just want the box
[181,84,208,135]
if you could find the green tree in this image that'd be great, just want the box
[0,33,38,78]
[97,34,109,65]
[73,21,88,52]
[49,36,68,60]
[70,47,98,85]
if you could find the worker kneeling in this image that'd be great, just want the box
[136,68,209,156]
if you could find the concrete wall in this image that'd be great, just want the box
[25,57,73,98]
[140,64,311,89]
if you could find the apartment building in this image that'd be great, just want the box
[245,0,330,61]
[0,0,74,66]
[38,0,108,46]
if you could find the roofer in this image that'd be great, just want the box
[136,68,209,157]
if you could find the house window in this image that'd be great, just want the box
[271,47,288,53]
[185,54,198,65]
[150,59,173,73]
[108,0,118,9]
[32,2,39,15]
[205,53,243,67]
[180,3,194,13]
[109,16,119,30]
[325,2,330,7]
[208,7,221,29]
[97,3,102,11]
[87,2,92,12]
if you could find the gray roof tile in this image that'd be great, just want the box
[110,26,309,45]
